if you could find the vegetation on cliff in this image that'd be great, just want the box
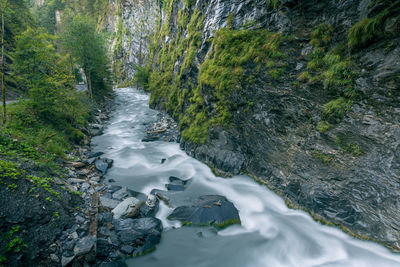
[0,1,112,264]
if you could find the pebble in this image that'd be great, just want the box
[61,255,75,267]
[50,254,59,262]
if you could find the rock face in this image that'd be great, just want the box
[130,0,400,251]
[99,0,159,84]
[168,195,241,228]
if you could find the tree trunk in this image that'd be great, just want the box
[1,0,6,125]
[86,69,93,99]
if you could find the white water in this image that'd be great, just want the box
[91,88,400,267]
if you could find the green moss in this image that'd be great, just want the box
[322,97,353,123]
[149,5,286,145]
[298,71,311,82]
[266,0,281,9]
[334,137,363,156]
[348,1,400,50]
[311,151,336,165]
[316,121,332,133]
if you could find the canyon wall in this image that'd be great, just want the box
[116,0,400,250]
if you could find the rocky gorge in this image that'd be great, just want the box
[118,0,400,251]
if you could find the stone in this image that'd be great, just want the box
[91,176,101,182]
[88,151,103,158]
[140,194,159,217]
[99,261,127,267]
[161,158,166,164]
[168,195,241,228]
[108,185,122,193]
[98,212,113,224]
[74,236,96,257]
[165,183,185,191]
[68,178,86,184]
[115,218,162,251]
[120,245,134,255]
[108,179,116,183]
[165,176,191,191]
[76,215,85,224]
[80,183,90,192]
[100,197,120,209]
[86,158,97,165]
[61,255,74,267]
[112,197,140,219]
[50,253,59,262]
[112,186,129,200]
[95,158,113,175]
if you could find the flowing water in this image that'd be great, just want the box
[91,88,400,267]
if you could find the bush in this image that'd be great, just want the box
[133,65,150,90]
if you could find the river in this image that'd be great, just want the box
[91,87,400,267]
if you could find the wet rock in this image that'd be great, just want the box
[166,176,192,191]
[86,158,97,165]
[141,136,160,142]
[74,236,96,257]
[120,245,134,255]
[88,151,103,158]
[99,261,127,267]
[50,253,59,263]
[165,183,185,191]
[95,158,114,175]
[98,212,113,224]
[114,218,162,252]
[68,178,86,184]
[108,179,116,183]
[112,186,129,200]
[139,194,159,217]
[61,255,75,267]
[168,195,241,228]
[100,197,120,209]
[107,185,122,194]
[112,197,140,219]
[161,158,166,164]
[80,183,90,192]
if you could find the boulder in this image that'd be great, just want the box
[95,158,113,175]
[100,197,120,209]
[139,194,159,217]
[168,195,241,228]
[112,187,129,200]
[61,256,74,267]
[114,218,162,253]
[165,176,192,191]
[112,197,140,219]
[74,236,97,257]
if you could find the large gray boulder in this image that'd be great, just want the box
[168,195,241,228]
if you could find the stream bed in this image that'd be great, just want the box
[91,88,400,267]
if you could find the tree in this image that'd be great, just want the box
[12,27,77,123]
[61,15,111,99]
[1,0,7,125]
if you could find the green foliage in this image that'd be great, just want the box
[310,23,334,48]
[133,65,150,90]
[303,23,359,130]
[29,175,60,199]
[348,1,400,50]
[61,15,112,98]
[316,121,332,133]
[334,137,363,156]
[312,151,335,165]
[2,0,34,90]
[182,28,285,143]
[322,97,353,123]
[11,27,90,149]
[0,160,24,180]
[266,0,281,9]
[149,2,286,144]
[1,225,27,263]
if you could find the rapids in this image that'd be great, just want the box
[91,88,400,267]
